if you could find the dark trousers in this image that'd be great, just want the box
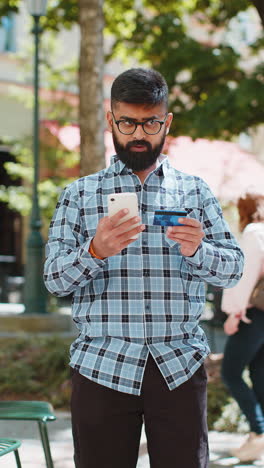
[71,354,209,468]
[222,307,264,434]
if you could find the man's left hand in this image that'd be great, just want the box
[166,218,205,257]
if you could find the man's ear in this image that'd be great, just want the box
[106,110,113,132]
[165,112,173,135]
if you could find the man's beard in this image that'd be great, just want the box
[112,130,166,171]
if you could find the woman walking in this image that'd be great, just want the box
[221,193,264,462]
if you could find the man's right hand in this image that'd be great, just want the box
[90,209,145,259]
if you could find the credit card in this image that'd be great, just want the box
[153,210,187,226]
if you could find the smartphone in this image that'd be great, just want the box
[107,192,140,239]
[153,209,187,226]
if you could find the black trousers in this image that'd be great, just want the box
[71,354,209,468]
[222,307,264,434]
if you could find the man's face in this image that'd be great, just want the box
[107,103,173,172]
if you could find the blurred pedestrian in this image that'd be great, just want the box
[221,193,264,462]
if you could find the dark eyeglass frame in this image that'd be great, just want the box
[111,111,168,135]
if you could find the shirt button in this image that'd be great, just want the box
[145,304,150,310]
[143,240,148,246]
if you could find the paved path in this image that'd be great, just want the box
[1,412,264,467]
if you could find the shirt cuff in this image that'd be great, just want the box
[78,239,107,268]
[184,243,204,266]
[166,237,204,264]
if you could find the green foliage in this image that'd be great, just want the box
[1,1,263,139]
[0,0,78,30]
[190,0,250,25]
[0,335,249,428]
[107,4,263,139]
[44,0,78,31]
[0,0,19,17]
[214,399,249,433]
[0,32,79,229]
[207,380,230,429]
[0,136,78,231]
[0,336,72,408]
[206,359,251,432]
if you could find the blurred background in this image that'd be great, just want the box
[0,0,263,437]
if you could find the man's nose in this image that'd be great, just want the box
[133,124,146,139]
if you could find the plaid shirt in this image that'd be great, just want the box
[44,156,243,395]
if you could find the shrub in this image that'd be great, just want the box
[0,337,250,431]
[0,336,72,408]
[207,380,230,430]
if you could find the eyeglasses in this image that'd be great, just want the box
[111,111,168,135]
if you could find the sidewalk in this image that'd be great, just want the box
[1,411,264,467]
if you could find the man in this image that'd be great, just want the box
[44,68,244,468]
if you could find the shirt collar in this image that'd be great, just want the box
[109,154,169,177]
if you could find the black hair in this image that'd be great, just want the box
[111,68,168,109]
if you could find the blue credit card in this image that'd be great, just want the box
[153,210,187,226]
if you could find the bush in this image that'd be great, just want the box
[207,380,230,430]
[205,353,247,433]
[214,399,249,433]
[0,337,249,431]
[0,336,72,409]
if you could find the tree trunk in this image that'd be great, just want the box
[78,0,105,176]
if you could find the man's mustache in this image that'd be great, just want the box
[126,140,152,151]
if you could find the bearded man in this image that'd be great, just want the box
[44,68,244,468]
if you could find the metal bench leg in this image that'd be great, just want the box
[38,421,54,468]
[14,449,22,468]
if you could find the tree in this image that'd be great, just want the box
[78,0,105,176]
[105,0,264,139]
[1,0,264,144]
[0,0,105,175]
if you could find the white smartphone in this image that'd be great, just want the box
[107,192,140,239]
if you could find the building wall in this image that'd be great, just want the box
[0,90,32,138]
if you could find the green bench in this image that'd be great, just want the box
[0,438,22,467]
[0,401,56,468]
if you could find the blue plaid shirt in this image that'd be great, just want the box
[44,156,243,395]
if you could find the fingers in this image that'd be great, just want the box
[224,315,240,335]
[93,212,145,258]
[178,217,201,227]
[107,209,146,239]
[166,218,204,256]
[167,219,204,239]
[241,316,252,324]
[118,222,145,242]
[98,213,204,258]
[108,208,129,227]
[113,215,141,234]
[168,231,204,242]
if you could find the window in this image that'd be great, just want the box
[0,14,16,53]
